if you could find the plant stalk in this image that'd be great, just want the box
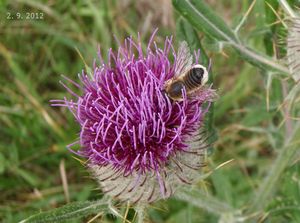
[279,0,298,18]
[248,123,300,213]
[177,187,239,216]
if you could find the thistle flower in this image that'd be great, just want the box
[52,30,216,204]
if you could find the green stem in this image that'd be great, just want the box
[231,43,289,73]
[248,123,300,213]
[135,205,145,223]
[177,187,239,216]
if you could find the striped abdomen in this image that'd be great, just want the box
[182,67,204,90]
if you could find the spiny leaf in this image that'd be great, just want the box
[20,200,107,223]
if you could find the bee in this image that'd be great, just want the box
[164,41,209,101]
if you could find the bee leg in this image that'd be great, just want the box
[186,87,206,99]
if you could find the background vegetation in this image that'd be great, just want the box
[1,0,300,222]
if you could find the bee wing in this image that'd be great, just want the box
[174,41,193,77]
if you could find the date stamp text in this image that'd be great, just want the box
[6,12,44,20]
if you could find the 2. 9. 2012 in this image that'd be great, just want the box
[6,12,44,20]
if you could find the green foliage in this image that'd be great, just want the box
[172,0,238,42]
[176,18,209,66]
[172,0,289,73]
[1,0,300,222]
[266,165,300,222]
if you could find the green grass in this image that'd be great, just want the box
[1,0,300,222]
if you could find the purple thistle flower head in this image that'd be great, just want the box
[52,30,216,203]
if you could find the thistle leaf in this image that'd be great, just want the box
[172,0,289,74]
[173,0,238,43]
[20,200,107,223]
[176,17,209,66]
[287,18,300,81]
